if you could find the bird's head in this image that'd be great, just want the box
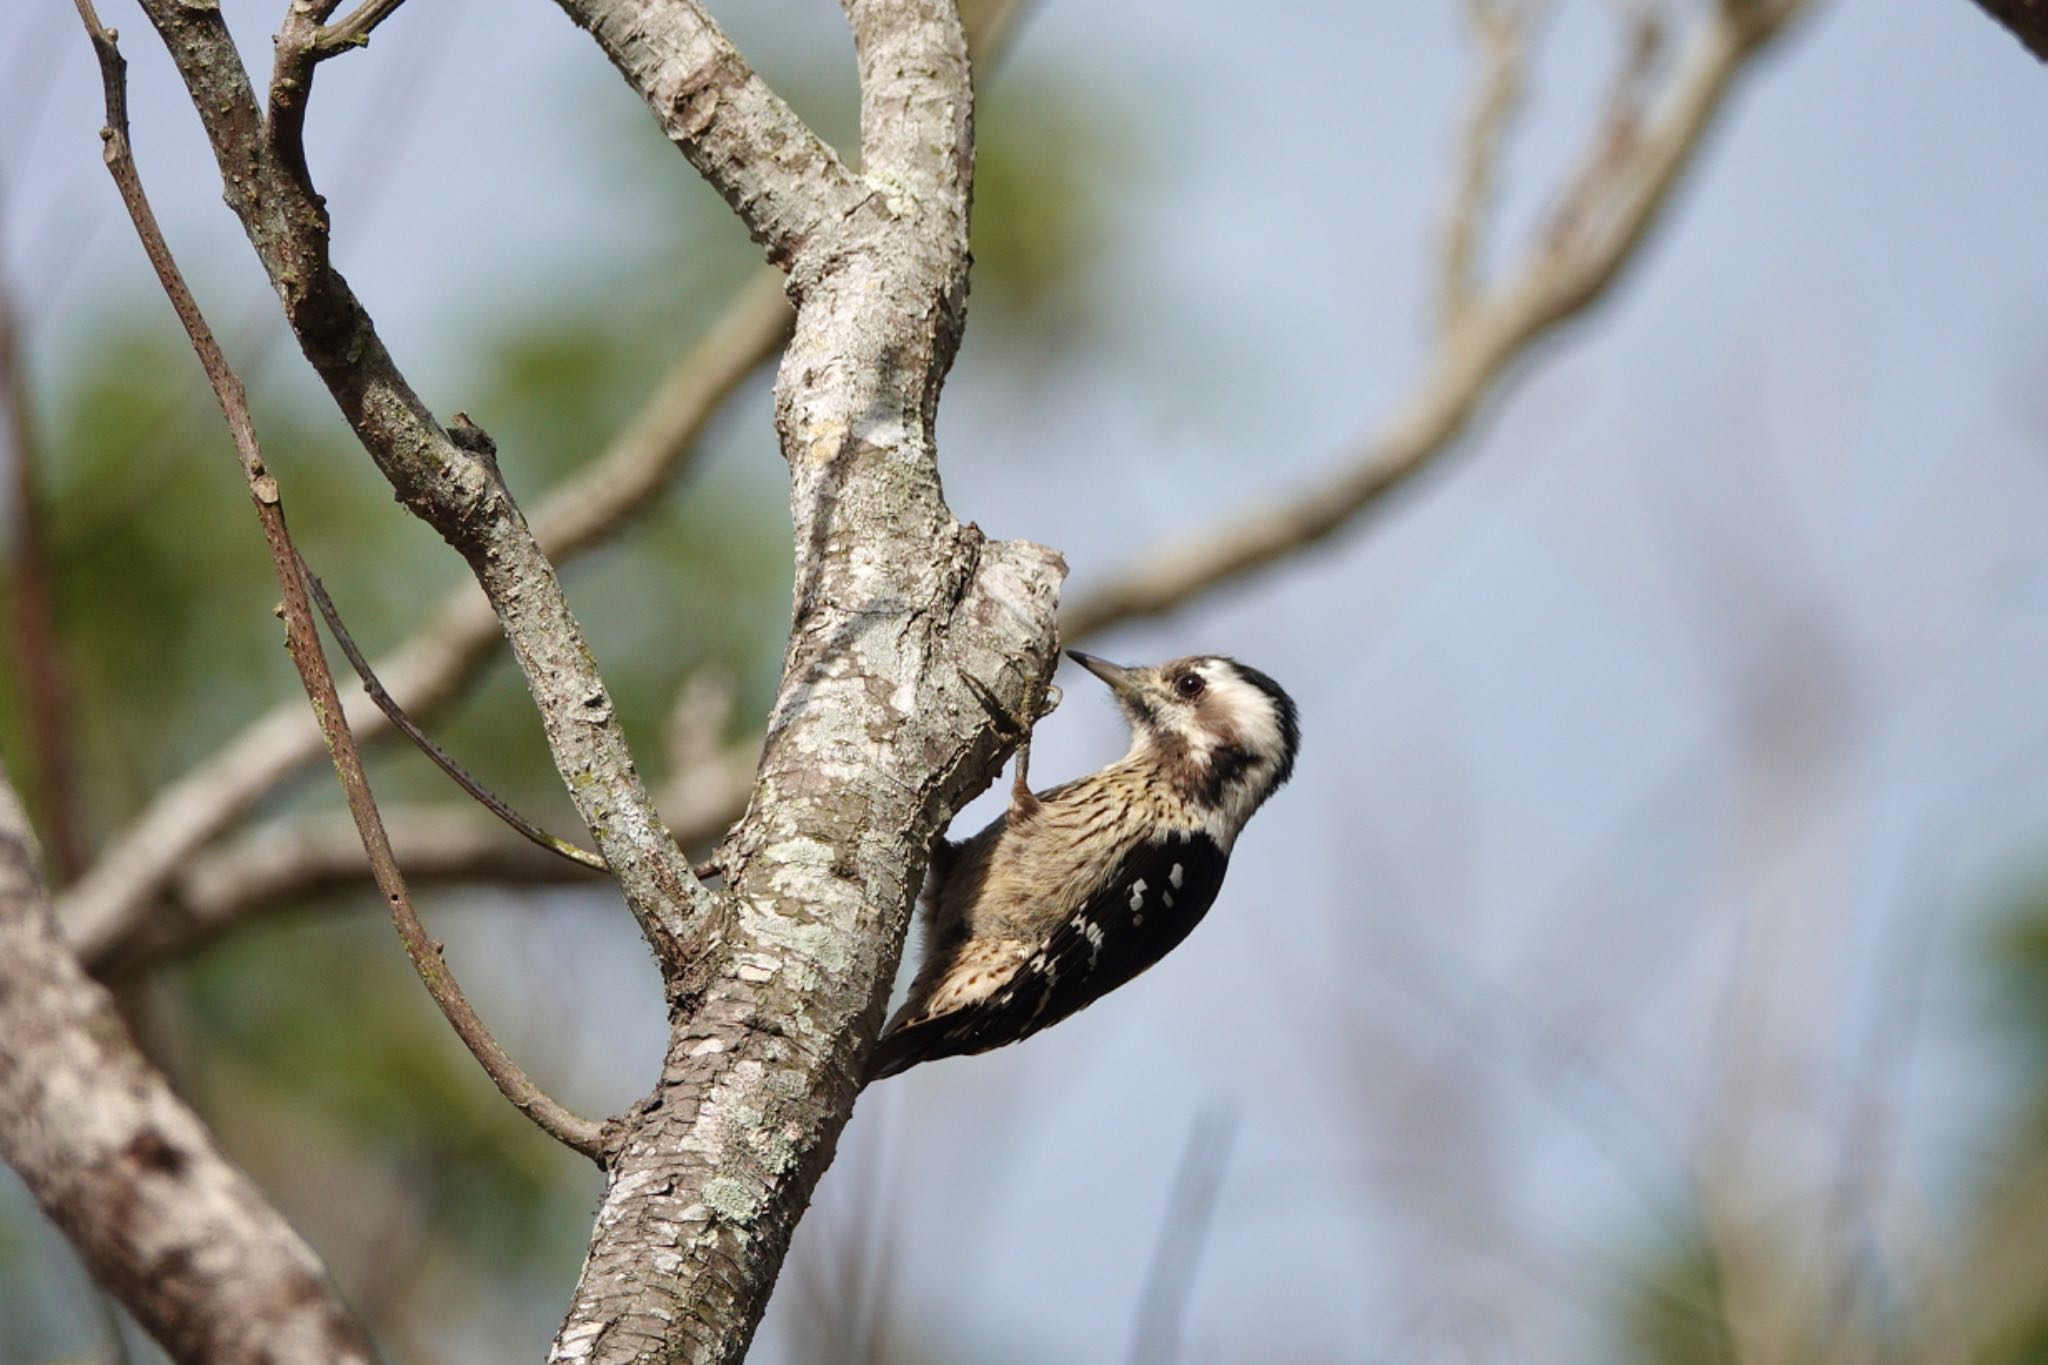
[1067,650,1300,838]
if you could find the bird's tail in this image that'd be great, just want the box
[863,1010,973,1084]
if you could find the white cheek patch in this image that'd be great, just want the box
[1205,670,1286,760]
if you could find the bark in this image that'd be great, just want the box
[545,2,1065,1360]
[0,764,378,1365]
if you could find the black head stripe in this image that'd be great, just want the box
[1199,743,1256,806]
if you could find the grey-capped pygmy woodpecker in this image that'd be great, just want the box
[866,650,1300,1082]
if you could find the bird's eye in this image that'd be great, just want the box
[1174,672,1205,700]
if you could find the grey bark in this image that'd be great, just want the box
[545,3,1065,1358]
[0,762,378,1364]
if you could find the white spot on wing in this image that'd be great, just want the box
[1170,863,1184,888]
[1129,879,1147,911]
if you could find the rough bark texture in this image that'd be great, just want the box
[0,765,378,1365]
[544,2,1067,1361]
[90,0,1059,1358]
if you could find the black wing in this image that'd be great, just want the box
[866,830,1229,1081]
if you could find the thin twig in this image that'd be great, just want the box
[1061,0,1812,640]
[1438,0,1544,329]
[60,272,785,966]
[294,550,608,873]
[297,554,726,882]
[126,0,717,962]
[0,253,84,883]
[74,0,605,1161]
[317,0,412,55]
[1540,0,1667,255]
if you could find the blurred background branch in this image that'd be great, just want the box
[0,757,378,1364]
[1060,0,1812,640]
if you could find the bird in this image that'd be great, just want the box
[864,649,1299,1082]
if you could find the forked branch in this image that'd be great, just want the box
[1061,0,1812,639]
[129,0,713,963]
[74,0,603,1161]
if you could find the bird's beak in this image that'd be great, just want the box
[1067,650,1145,701]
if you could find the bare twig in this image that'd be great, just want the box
[317,0,412,55]
[295,550,607,874]
[1438,0,1544,328]
[1061,0,1812,641]
[0,255,84,882]
[75,1,604,1160]
[110,0,715,965]
[61,270,787,967]
[1540,0,1668,255]
[97,722,759,975]
[139,807,608,969]
[0,759,380,1364]
[63,0,1036,973]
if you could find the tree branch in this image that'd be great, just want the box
[0,762,379,1363]
[546,1,1069,1359]
[100,721,761,977]
[1060,0,1812,641]
[550,0,863,269]
[118,0,713,965]
[317,0,413,56]
[73,1,603,1161]
[1437,0,1545,330]
[297,549,608,875]
[61,0,1032,981]
[60,270,790,970]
